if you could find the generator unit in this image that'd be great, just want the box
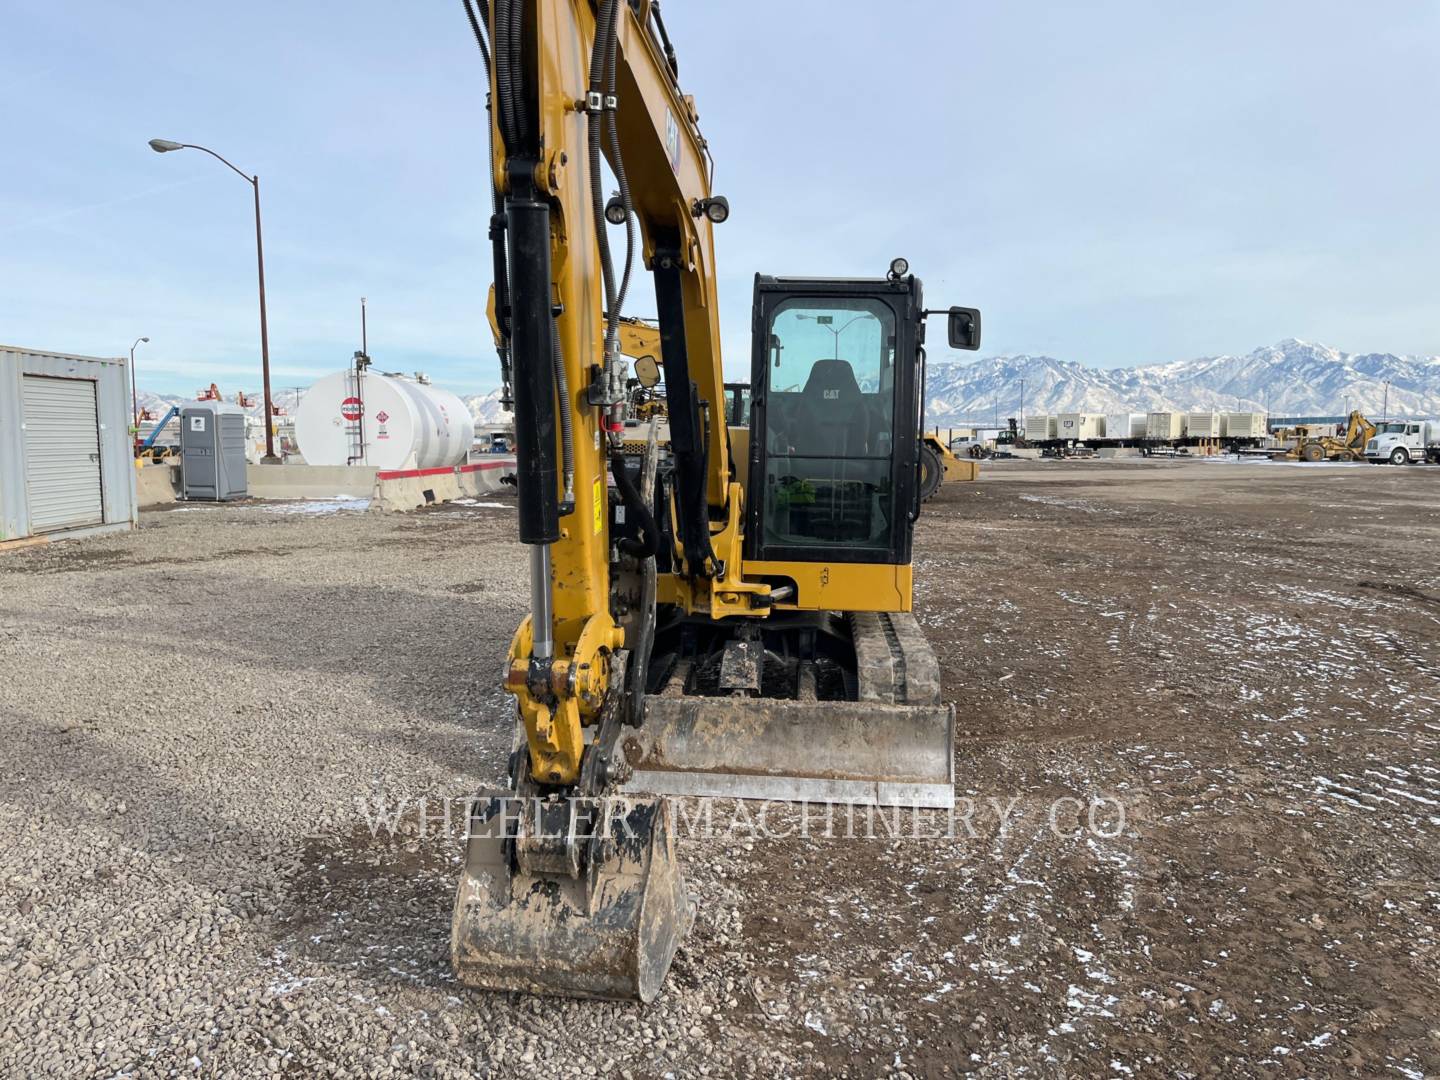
[1056,413,1104,441]
[1104,412,1147,441]
[180,401,248,501]
[1221,413,1268,439]
[1185,411,1222,438]
[1145,411,1184,440]
[1024,415,1057,442]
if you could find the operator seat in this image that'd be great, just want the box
[798,358,869,455]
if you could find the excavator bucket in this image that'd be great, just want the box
[621,612,956,808]
[451,791,691,1003]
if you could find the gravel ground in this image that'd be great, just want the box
[1,461,1437,1078]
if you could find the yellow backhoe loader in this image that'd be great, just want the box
[1279,410,1376,462]
[451,0,981,1002]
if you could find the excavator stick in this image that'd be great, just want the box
[451,790,690,1003]
[621,612,955,808]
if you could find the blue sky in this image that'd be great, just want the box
[4,1,1438,397]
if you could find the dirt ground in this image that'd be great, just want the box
[1,460,1437,1078]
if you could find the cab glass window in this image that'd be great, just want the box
[760,298,898,550]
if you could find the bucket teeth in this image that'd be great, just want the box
[450,791,690,1003]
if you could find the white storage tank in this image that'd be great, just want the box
[1145,411,1184,440]
[1024,415,1057,441]
[1104,412,1147,441]
[1222,412,1267,439]
[295,370,475,469]
[1186,411,1221,438]
[1056,413,1104,440]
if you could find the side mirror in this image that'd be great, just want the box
[634,354,661,388]
[948,307,981,351]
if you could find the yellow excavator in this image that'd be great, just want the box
[452,0,981,1002]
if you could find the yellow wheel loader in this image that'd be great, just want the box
[920,435,980,498]
[451,0,981,1002]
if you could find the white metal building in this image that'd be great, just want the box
[1,347,138,543]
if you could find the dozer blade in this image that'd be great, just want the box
[619,697,955,807]
[620,610,955,808]
[451,791,691,1003]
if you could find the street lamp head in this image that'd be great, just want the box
[148,138,184,153]
[140,336,150,343]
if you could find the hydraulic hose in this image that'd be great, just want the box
[588,0,618,337]
[461,0,490,70]
[461,0,513,405]
[650,1,679,78]
[487,0,571,507]
[610,453,660,560]
[552,319,575,512]
[492,0,515,152]
[602,0,636,345]
[507,0,527,145]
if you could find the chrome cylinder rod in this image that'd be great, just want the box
[530,544,554,660]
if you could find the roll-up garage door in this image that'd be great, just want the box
[22,375,104,533]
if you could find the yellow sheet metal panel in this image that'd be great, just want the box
[944,457,979,483]
[740,561,912,613]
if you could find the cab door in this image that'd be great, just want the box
[744,276,921,566]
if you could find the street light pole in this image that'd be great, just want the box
[129,336,149,438]
[797,313,876,359]
[251,174,277,462]
[149,138,279,462]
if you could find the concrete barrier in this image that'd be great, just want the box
[371,458,515,512]
[135,462,179,506]
[246,463,377,500]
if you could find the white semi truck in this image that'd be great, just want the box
[1364,420,1440,465]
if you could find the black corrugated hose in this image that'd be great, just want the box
[610,453,660,559]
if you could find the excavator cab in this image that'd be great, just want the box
[617,266,979,809]
[746,275,924,564]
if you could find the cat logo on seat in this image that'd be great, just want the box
[823,389,840,400]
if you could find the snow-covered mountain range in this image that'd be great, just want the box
[136,339,1440,430]
[922,339,1440,425]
